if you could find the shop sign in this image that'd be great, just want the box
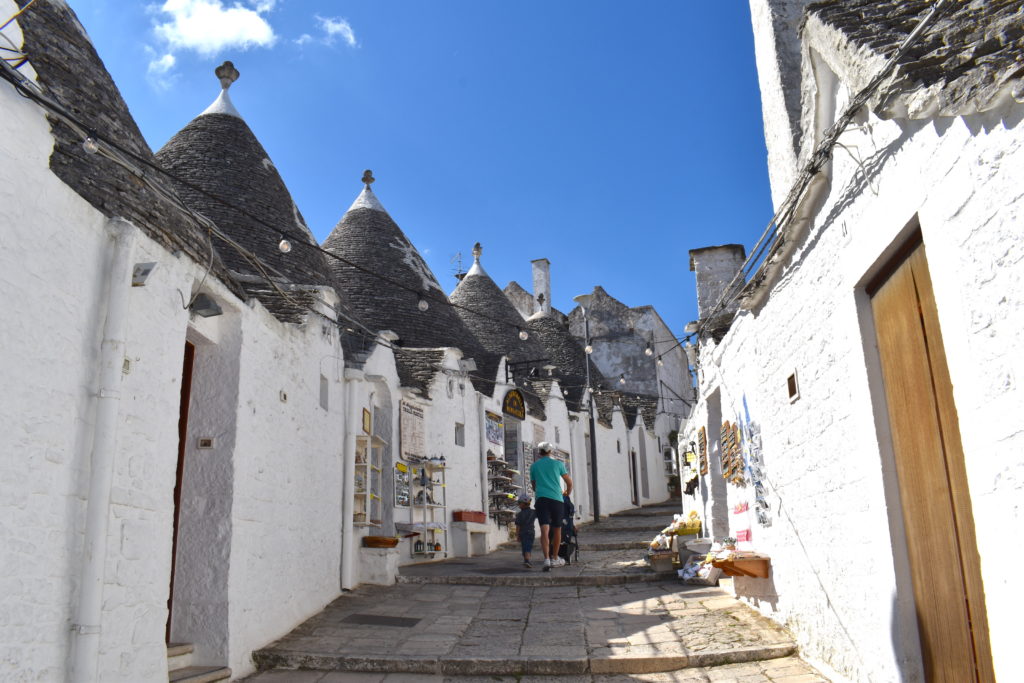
[400,401,425,461]
[485,411,503,445]
[502,389,526,420]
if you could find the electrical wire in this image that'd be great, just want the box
[693,0,955,340]
[0,5,694,424]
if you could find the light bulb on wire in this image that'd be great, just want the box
[618,374,626,385]
[278,238,292,253]
[644,344,654,357]
[518,329,529,341]
[656,356,664,367]
[82,137,99,154]
[417,295,429,312]
[584,344,593,355]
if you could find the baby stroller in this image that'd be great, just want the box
[551,495,579,565]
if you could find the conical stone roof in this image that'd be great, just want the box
[322,177,496,392]
[450,244,546,365]
[155,62,331,288]
[525,314,608,412]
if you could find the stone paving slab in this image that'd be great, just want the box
[242,654,828,681]
[252,581,796,676]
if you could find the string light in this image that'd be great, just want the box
[518,328,529,341]
[277,237,292,253]
[644,343,654,357]
[82,136,98,154]
[656,356,664,367]
[584,344,593,355]
[417,295,429,312]
[618,374,626,385]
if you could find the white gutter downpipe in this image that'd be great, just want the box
[340,368,364,590]
[476,392,488,515]
[71,218,136,683]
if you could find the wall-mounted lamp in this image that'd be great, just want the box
[190,293,223,318]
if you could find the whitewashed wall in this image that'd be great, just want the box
[224,299,345,678]
[593,413,635,516]
[0,25,348,679]
[685,99,1024,681]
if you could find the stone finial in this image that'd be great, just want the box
[472,242,482,262]
[362,170,375,187]
[215,61,240,89]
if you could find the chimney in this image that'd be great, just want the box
[689,245,746,339]
[531,258,551,316]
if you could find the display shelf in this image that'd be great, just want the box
[710,553,771,578]
[408,461,448,559]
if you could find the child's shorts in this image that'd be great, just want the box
[519,533,534,554]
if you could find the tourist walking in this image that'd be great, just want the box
[528,442,573,571]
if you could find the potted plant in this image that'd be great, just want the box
[720,537,737,550]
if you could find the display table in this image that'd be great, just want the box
[710,552,771,578]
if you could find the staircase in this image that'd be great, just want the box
[167,643,231,683]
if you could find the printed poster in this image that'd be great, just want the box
[485,411,503,445]
[400,401,425,461]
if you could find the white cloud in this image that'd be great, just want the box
[316,15,357,47]
[294,33,313,46]
[153,0,277,57]
[144,46,178,90]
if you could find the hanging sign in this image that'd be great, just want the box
[485,411,503,445]
[698,427,708,475]
[400,401,426,461]
[502,389,526,420]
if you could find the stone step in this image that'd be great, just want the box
[168,665,231,683]
[397,569,678,587]
[166,642,193,673]
[253,642,797,676]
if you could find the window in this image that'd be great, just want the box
[554,426,561,444]
[319,374,329,411]
[787,370,800,403]
[454,422,465,447]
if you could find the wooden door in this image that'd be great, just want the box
[167,341,195,642]
[869,236,993,681]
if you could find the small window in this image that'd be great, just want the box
[787,370,800,403]
[616,440,621,453]
[319,374,329,411]
[454,422,465,447]
[554,426,561,444]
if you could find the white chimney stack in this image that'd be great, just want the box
[531,258,552,316]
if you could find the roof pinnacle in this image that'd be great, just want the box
[472,242,482,262]
[215,61,240,90]
[362,169,375,188]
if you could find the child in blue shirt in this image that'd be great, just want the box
[515,493,536,568]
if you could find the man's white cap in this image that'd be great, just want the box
[537,441,554,454]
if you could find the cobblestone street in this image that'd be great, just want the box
[246,504,828,681]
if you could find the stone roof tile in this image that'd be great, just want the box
[16,1,243,300]
[807,0,1024,118]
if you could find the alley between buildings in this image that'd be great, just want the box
[241,503,827,682]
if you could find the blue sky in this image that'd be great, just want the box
[66,0,773,338]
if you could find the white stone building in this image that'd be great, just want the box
[0,2,685,681]
[679,1,1023,680]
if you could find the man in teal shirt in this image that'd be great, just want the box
[529,442,573,570]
